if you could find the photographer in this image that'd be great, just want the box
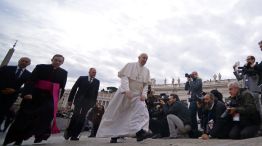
[166,94,191,138]
[200,93,232,140]
[227,82,260,139]
[187,71,203,135]
[233,55,260,93]
[149,95,169,139]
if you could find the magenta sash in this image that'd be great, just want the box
[35,80,60,134]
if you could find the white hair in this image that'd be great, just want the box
[227,81,240,88]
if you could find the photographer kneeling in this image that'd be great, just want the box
[227,82,260,139]
[165,94,191,138]
[200,93,232,140]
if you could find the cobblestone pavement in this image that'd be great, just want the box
[1,132,262,146]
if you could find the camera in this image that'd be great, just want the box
[238,63,257,76]
[151,93,169,105]
[220,99,238,118]
[185,73,192,78]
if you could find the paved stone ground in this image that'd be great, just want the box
[1,131,262,146]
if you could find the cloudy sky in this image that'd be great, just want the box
[0,0,261,90]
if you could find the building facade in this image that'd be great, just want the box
[59,79,237,109]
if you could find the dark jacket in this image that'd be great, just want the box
[163,101,191,125]
[254,61,262,86]
[88,105,104,126]
[0,65,31,94]
[68,76,100,107]
[202,100,231,138]
[22,64,67,98]
[231,89,260,126]
[189,77,203,100]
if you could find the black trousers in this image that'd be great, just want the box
[149,118,169,137]
[229,124,259,139]
[67,104,92,138]
[90,123,99,136]
[0,93,17,126]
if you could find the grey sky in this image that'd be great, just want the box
[0,0,262,90]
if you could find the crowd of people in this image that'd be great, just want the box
[0,41,261,145]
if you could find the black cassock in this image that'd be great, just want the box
[4,64,67,145]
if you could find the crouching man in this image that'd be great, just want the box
[165,94,191,138]
[227,81,260,139]
[200,92,232,140]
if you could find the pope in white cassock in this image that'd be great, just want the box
[96,53,151,143]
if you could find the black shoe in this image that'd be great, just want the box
[14,140,23,145]
[89,134,95,137]
[136,129,148,142]
[70,137,79,141]
[64,130,71,140]
[110,137,118,143]
[34,138,43,143]
[151,133,162,139]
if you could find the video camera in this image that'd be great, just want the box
[238,63,258,76]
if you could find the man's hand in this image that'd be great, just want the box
[23,94,32,100]
[200,134,209,140]
[160,99,165,105]
[251,63,256,68]
[140,95,146,101]
[228,107,237,115]
[67,101,73,107]
[122,91,132,99]
[1,88,16,95]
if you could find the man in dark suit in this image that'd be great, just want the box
[0,57,31,130]
[64,68,100,141]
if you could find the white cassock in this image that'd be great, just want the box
[96,62,150,138]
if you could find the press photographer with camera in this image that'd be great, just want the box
[226,82,260,139]
[200,93,231,140]
[187,71,203,137]
[148,94,169,139]
[165,94,191,139]
[233,55,260,93]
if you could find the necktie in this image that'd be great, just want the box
[15,68,22,78]
[89,77,93,83]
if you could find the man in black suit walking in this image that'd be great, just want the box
[64,68,100,140]
[0,57,31,130]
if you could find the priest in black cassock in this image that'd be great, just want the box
[3,54,67,146]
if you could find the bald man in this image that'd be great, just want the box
[64,68,100,141]
[0,57,31,131]
[188,71,203,137]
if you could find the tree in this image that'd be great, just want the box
[107,87,118,93]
